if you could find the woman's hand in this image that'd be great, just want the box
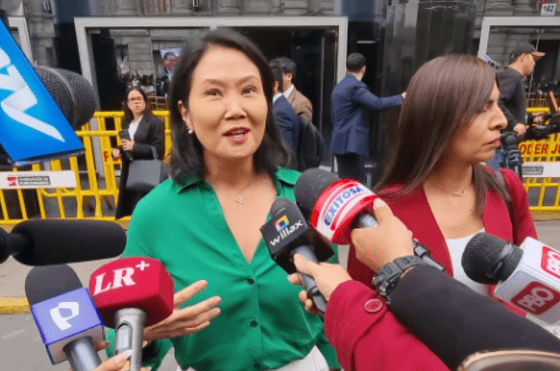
[121,139,135,152]
[288,256,352,315]
[111,148,122,160]
[350,198,414,272]
[143,280,221,343]
[68,341,151,371]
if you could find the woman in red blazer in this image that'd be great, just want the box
[348,54,537,314]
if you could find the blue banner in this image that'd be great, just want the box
[0,22,84,165]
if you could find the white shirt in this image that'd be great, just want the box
[446,229,487,295]
[273,93,283,104]
[283,84,295,99]
[128,115,142,140]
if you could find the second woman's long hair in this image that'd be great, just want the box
[376,54,508,213]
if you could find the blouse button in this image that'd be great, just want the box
[254,362,262,369]
[248,278,255,285]
[364,299,384,313]
[250,320,258,327]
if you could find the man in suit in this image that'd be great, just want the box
[156,51,177,97]
[270,57,313,121]
[331,53,405,184]
[271,65,299,169]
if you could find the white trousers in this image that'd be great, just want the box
[181,345,329,371]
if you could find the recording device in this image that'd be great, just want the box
[521,91,560,142]
[0,22,91,166]
[389,265,560,370]
[501,131,523,179]
[118,129,134,161]
[89,257,174,371]
[463,232,560,323]
[261,198,334,316]
[294,168,443,270]
[26,264,104,371]
[0,219,126,265]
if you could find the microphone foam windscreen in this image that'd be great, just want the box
[270,198,293,216]
[34,66,98,130]
[25,264,82,305]
[462,232,522,283]
[295,169,339,218]
[12,220,126,266]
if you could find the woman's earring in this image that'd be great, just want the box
[187,127,193,135]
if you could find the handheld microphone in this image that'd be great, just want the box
[295,168,444,270]
[261,198,334,316]
[26,264,104,371]
[0,219,126,265]
[118,130,134,161]
[89,257,174,371]
[501,132,523,178]
[463,232,560,323]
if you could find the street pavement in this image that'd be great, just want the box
[1,221,560,370]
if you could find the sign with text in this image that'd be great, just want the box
[0,171,77,189]
[541,3,556,15]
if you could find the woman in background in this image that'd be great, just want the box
[112,86,164,219]
[348,54,536,314]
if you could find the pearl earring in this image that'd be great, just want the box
[187,127,193,134]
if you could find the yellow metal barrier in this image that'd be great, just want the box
[0,111,171,225]
[2,108,560,224]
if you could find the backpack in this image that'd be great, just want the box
[296,116,325,171]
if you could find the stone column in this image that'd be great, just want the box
[484,0,513,15]
[172,0,194,13]
[512,0,535,15]
[272,0,283,13]
[116,0,139,15]
[308,0,322,13]
[215,0,240,13]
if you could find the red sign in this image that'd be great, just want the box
[512,281,560,315]
[7,176,16,187]
[541,245,560,279]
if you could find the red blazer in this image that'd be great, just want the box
[325,280,450,371]
[348,168,537,315]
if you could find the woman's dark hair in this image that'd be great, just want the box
[376,54,508,214]
[122,86,153,122]
[168,28,290,180]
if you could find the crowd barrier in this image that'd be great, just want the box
[1,108,559,225]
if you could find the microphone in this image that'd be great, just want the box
[463,232,560,323]
[501,132,523,178]
[295,168,443,270]
[260,198,334,316]
[89,257,174,371]
[26,264,104,371]
[0,219,126,265]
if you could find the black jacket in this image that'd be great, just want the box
[115,114,164,219]
[498,68,527,131]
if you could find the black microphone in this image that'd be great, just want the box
[0,219,126,265]
[295,168,444,271]
[260,198,334,316]
[463,232,560,323]
[26,264,104,371]
[34,66,98,130]
[388,264,560,371]
[501,132,523,178]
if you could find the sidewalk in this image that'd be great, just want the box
[1,220,560,314]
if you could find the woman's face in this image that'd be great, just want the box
[126,90,146,118]
[179,46,268,165]
[448,84,507,164]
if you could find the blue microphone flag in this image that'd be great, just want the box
[29,287,104,364]
[0,22,84,165]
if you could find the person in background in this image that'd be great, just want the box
[270,64,299,167]
[111,87,164,219]
[157,51,178,97]
[330,52,404,184]
[270,57,313,121]
[487,42,545,169]
[348,54,536,315]
[107,29,341,371]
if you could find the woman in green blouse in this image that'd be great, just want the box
[110,29,340,371]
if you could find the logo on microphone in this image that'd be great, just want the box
[275,215,289,231]
[541,245,560,280]
[0,47,65,142]
[323,184,368,226]
[512,281,560,315]
[49,302,80,331]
